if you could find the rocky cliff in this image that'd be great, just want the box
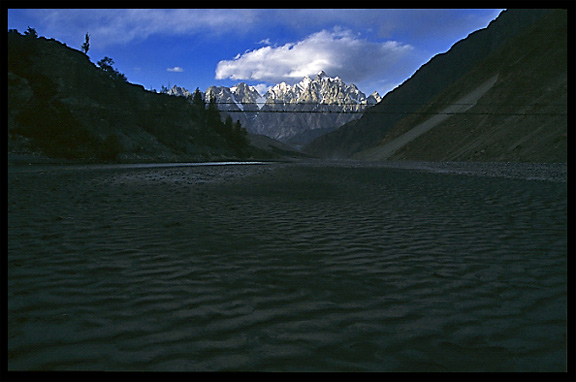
[305,9,567,163]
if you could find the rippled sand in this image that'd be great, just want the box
[7,161,567,371]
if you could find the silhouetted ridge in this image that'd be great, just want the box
[7,30,266,162]
[305,9,566,162]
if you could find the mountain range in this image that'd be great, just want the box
[167,72,381,148]
[7,9,567,164]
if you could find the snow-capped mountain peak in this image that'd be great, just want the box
[265,83,291,101]
[170,72,377,109]
[166,85,192,98]
[296,76,312,91]
[260,72,372,106]
[165,72,380,145]
[367,91,382,105]
[230,82,261,103]
[316,70,328,80]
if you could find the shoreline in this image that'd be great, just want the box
[7,155,567,183]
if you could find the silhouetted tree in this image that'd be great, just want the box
[224,115,233,130]
[97,56,127,82]
[192,88,204,108]
[187,88,205,124]
[206,95,222,133]
[232,120,248,147]
[97,56,114,71]
[24,26,38,39]
[81,32,90,55]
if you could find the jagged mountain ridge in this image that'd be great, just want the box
[264,71,381,108]
[167,71,381,147]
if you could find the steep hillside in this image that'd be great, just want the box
[305,9,566,162]
[357,9,567,163]
[7,30,266,163]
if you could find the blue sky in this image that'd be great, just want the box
[7,8,503,96]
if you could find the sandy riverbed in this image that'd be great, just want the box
[7,160,567,371]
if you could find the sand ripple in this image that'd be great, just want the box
[8,162,567,371]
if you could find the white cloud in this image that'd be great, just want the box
[13,9,502,52]
[167,66,184,72]
[215,28,414,86]
[21,9,261,47]
[10,9,500,95]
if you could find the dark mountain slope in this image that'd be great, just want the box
[7,30,266,162]
[304,9,565,161]
[358,9,567,163]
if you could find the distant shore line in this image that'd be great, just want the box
[6,153,286,166]
[7,153,566,184]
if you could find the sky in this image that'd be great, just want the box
[7,8,504,97]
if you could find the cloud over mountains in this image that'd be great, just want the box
[215,28,414,86]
